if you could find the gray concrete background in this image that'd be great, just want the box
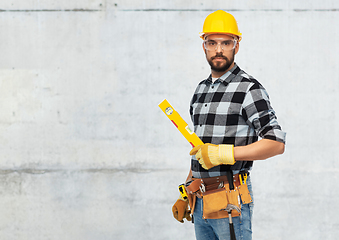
[0,1,338,239]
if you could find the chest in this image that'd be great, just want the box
[191,82,247,119]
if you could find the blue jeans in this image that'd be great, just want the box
[193,177,254,240]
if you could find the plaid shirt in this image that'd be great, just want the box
[190,63,286,178]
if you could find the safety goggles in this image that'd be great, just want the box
[203,39,237,51]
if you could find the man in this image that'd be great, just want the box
[172,10,286,240]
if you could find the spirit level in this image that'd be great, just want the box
[158,99,204,148]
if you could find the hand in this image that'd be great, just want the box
[190,143,235,170]
[172,199,192,223]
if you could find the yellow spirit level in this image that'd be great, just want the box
[158,99,204,148]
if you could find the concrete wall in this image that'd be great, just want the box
[0,1,338,239]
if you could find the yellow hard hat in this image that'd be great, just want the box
[200,10,242,41]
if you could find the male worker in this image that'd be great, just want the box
[172,10,286,240]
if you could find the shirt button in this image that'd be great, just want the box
[205,104,207,107]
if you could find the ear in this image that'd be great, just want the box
[234,42,240,55]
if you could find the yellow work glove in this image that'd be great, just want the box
[172,197,192,223]
[190,143,235,170]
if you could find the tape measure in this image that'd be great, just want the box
[158,99,204,148]
[178,184,188,201]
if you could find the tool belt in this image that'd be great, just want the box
[185,173,252,219]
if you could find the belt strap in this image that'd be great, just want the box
[186,174,241,195]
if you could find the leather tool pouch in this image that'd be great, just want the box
[189,174,251,219]
[202,187,228,218]
[202,184,242,219]
[238,183,253,204]
[225,184,241,213]
[186,179,201,194]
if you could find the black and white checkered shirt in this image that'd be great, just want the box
[190,63,286,178]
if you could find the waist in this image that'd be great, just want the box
[191,162,252,178]
[198,174,240,188]
[186,174,240,196]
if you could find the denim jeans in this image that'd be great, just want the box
[193,176,254,240]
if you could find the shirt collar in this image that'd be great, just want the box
[206,63,240,85]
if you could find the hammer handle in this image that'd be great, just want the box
[228,211,237,240]
[229,223,236,240]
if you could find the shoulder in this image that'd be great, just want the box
[193,77,210,94]
[233,68,265,92]
[190,77,209,105]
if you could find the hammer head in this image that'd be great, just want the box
[225,204,241,213]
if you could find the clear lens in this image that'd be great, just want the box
[204,39,237,51]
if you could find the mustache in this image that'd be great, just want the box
[211,53,228,60]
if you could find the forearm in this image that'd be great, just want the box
[234,139,285,161]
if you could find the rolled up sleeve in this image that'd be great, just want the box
[242,83,286,144]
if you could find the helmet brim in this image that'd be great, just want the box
[200,32,242,42]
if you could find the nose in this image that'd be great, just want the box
[215,43,223,52]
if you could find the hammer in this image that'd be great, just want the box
[225,204,241,240]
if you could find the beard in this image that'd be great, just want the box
[207,50,235,72]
